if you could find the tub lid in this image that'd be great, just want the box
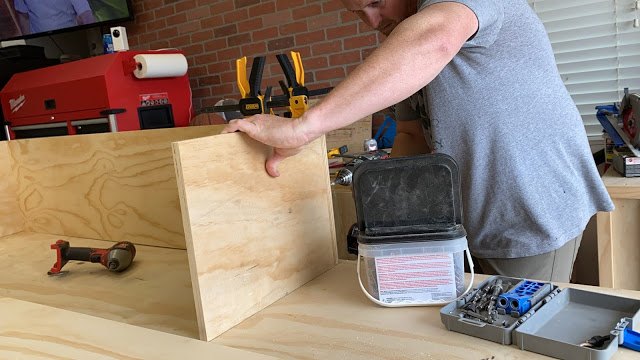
[352,153,464,237]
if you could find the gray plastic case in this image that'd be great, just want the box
[440,276,640,360]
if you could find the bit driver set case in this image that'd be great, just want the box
[440,275,640,359]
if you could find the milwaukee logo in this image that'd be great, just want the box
[9,95,26,113]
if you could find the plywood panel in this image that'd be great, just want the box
[0,141,24,237]
[0,297,275,360]
[9,126,222,249]
[0,232,198,338]
[172,133,338,341]
[331,185,357,260]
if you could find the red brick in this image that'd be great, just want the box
[136,11,154,24]
[316,67,345,81]
[249,2,276,17]
[164,0,180,4]
[326,24,357,39]
[187,6,211,21]
[340,10,360,23]
[295,30,324,46]
[218,47,242,61]
[344,34,377,49]
[166,12,187,26]
[329,50,360,66]
[149,40,170,49]
[303,56,328,70]
[361,46,377,60]
[189,65,208,77]
[311,41,342,55]
[191,87,212,98]
[158,26,178,39]
[210,1,235,14]
[262,11,291,28]
[237,18,263,33]
[154,5,175,18]
[168,34,191,48]
[267,36,295,51]
[146,19,167,32]
[346,64,359,74]
[144,0,164,12]
[178,21,200,34]
[296,46,311,58]
[292,4,321,18]
[176,0,197,13]
[235,0,260,8]
[275,0,304,11]
[241,41,267,56]
[322,0,344,12]
[198,75,221,86]
[184,44,205,56]
[210,84,236,97]
[214,24,237,37]
[280,21,307,35]
[204,38,227,52]
[220,71,236,83]
[139,32,158,44]
[252,26,278,42]
[191,29,213,43]
[228,33,252,47]
[201,14,224,28]
[224,8,249,23]
[207,62,232,74]
[195,53,218,66]
[307,14,339,31]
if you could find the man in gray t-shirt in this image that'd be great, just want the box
[224,0,614,282]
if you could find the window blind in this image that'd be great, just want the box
[528,0,640,138]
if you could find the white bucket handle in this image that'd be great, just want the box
[356,246,475,307]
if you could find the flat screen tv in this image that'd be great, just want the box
[0,0,134,42]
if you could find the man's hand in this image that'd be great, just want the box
[221,114,311,177]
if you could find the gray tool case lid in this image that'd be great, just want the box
[440,275,640,360]
[352,153,466,243]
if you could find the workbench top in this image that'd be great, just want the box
[3,261,640,359]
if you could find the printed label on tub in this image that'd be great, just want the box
[374,253,456,303]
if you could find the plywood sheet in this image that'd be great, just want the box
[172,133,338,341]
[9,126,222,249]
[325,115,372,155]
[0,297,275,360]
[0,232,198,338]
[0,141,23,237]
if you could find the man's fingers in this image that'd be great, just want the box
[221,119,257,134]
[265,151,284,177]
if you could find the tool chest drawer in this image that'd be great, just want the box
[441,275,640,360]
[0,125,337,342]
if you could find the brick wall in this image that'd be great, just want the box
[127,0,383,112]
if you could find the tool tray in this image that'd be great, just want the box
[441,276,640,359]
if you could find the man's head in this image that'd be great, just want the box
[341,0,418,36]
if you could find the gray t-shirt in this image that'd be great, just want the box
[397,0,614,258]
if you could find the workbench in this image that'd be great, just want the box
[2,261,640,359]
[598,167,640,290]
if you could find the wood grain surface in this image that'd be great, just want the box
[217,262,640,360]
[172,132,338,341]
[0,141,24,237]
[8,126,222,249]
[0,232,198,338]
[0,297,276,360]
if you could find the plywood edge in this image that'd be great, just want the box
[0,141,24,237]
[596,211,614,288]
[318,135,339,265]
[172,141,208,341]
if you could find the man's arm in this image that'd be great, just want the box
[301,2,478,141]
[391,120,431,157]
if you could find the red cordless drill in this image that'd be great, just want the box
[48,240,137,275]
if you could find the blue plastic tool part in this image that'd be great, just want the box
[497,280,551,316]
[622,327,640,351]
[596,104,624,147]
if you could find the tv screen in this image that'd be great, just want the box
[0,0,134,42]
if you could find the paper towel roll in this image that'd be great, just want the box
[133,53,188,79]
